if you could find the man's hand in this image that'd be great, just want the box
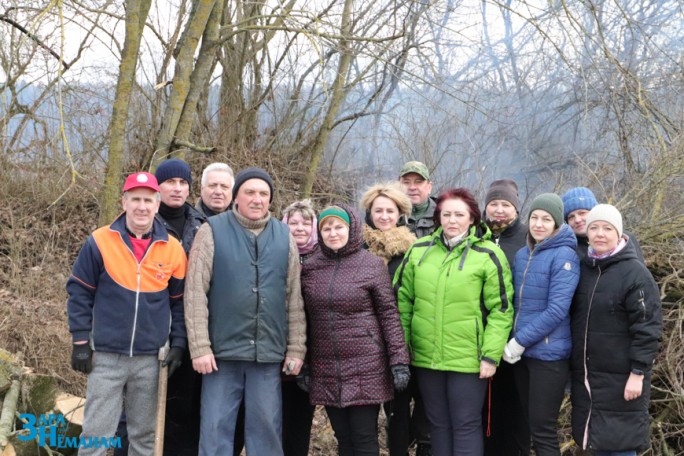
[624,372,644,401]
[192,353,218,374]
[162,347,184,377]
[282,357,304,376]
[71,342,93,374]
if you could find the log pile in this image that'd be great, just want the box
[0,350,84,456]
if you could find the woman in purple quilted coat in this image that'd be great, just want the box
[301,204,410,456]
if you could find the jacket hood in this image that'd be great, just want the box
[582,234,639,269]
[526,223,577,253]
[319,203,364,258]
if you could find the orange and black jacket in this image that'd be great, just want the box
[67,213,188,356]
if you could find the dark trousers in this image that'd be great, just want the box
[483,361,531,455]
[416,368,487,456]
[325,404,381,456]
[513,357,569,456]
[382,368,431,455]
[163,352,202,455]
[282,380,314,456]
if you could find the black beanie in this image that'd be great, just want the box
[485,179,520,211]
[232,167,274,202]
[155,158,192,186]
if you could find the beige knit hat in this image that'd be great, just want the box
[586,204,623,238]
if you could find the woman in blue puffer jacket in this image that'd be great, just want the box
[503,193,580,456]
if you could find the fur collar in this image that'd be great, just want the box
[363,225,416,264]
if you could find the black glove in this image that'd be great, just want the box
[162,347,184,377]
[71,343,93,373]
[391,364,410,392]
[296,365,310,392]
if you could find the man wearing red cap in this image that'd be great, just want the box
[66,172,187,456]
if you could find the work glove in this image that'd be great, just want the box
[503,338,525,364]
[71,343,93,374]
[296,365,310,392]
[391,364,411,392]
[162,347,184,377]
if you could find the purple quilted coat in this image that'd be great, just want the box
[301,205,409,407]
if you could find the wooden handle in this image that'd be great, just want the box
[153,363,168,456]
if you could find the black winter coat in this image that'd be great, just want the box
[488,216,527,270]
[301,205,410,407]
[570,238,662,452]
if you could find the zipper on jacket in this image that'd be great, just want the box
[254,237,260,360]
[114,228,158,357]
[582,266,602,449]
[130,264,141,357]
[326,257,344,407]
[475,319,482,360]
[513,250,535,334]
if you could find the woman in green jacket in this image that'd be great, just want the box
[394,187,514,456]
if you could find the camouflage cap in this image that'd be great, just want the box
[399,161,430,181]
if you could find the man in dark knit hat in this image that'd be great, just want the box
[155,158,206,256]
[185,167,306,455]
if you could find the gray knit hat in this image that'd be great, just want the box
[529,193,564,228]
[586,204,623,238]
[485,179,520,211]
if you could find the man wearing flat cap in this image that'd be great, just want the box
[184,167,307,455]
[398,161,437,240]
[67,172,187,456]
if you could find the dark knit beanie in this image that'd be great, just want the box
[529,193,564,228]
[155,159,192,186]
[561,187,598,221]
[485,179,520,211]
[232,167,274,203]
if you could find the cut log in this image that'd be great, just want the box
[55,394,84,427]
[0,380,20,448]
[1,442,15,456]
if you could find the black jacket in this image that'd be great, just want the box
[570,238,662,452]
[488,216,527,269]
[157,203,206,256]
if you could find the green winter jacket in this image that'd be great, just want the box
[393,223,514,373]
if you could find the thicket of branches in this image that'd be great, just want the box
[1,0,682,453]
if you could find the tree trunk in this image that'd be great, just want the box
[300,0,354,196]
[153,0,217,166]
[172,0,225,155]
[99,0,153,225]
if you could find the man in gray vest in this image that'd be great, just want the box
[184,167,306,456]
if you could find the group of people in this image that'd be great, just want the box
[66,158,662,456]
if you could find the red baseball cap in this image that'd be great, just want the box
[123,172,160,192]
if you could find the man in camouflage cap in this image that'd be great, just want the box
[398,161,437,240]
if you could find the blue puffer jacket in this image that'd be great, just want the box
[512,224,580,361]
